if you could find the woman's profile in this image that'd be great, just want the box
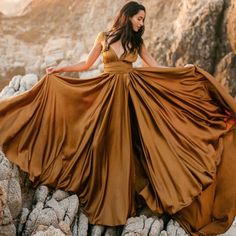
[0,1,236,235]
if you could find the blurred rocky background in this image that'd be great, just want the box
[0,0,236,235]
[0,0,235,96]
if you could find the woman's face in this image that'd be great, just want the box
[129,10,145,32]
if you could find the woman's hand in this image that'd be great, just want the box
[46,67,61,74]
[184,64,194,67]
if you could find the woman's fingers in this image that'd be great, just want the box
[46,67,56,74]
[184,64,194,67]
[46,67,53,74]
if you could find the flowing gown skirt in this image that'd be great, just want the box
[0,65,236,235]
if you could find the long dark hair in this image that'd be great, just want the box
[106,1,145,56]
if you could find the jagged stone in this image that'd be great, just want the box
[18,207,30,234]
[166,219,188,236]
[0,185,6,220]
[58,221,72,235]
[0,86,15,98]
[0,223,16,236]
[122,215,146,235]
[104,227,120,236]
[77,211,89,236]
[0,152,12,180]
[23,201,44,235]
[149,217,164,236]
[121,215,164,236]
[7,177,22,218]
[32,225,66,236]
[227,0,236,53]
[72,216,78,236]
[34,185,49,204]
[91,225,105,236]
[215,52,236,97]
[58,195,79,225]
[0,205,12,225]
[52,190,70,201]
[45,198,65,222]
[159,231,168,236]
[8,75,22,91]
[20,73,38,90]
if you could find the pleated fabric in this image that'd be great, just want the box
[0,31,236,235]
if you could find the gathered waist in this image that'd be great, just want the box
[103,61,133,73]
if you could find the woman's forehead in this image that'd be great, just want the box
[135,10,145,18]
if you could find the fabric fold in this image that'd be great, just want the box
[0,64,235,235]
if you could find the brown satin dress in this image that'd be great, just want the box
[0,31,236,235]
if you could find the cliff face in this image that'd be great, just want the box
[0,0,235,95]
[0,1,236,235]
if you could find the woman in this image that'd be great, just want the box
[0,1,236,235]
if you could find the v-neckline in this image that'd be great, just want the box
[109,44,125,60]
[106,34,125,60]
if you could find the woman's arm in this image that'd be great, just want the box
[139,42,168,68]
[46,37,103,74]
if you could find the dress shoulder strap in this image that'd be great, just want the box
[95,31,106,43]
[103,32,109,52]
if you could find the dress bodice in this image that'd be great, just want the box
[96,32,138,65]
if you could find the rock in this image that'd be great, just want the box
[58,195,79,225]
[72,216,78,236]
[80,69,101,79]
[0,152,22,235]
[44,55,58,67]
[227,0,236,53]
[0,223,16,236]
[0,73,38,99]
[34,185,49,204]
[23,201,44,235]
[0,205,13,225]
[104,227,120,236]
[43,38,68,55]
[122,215,147,235]
[1,1,236,235]
[18,207,30,233]
[32,225,66,236]
[165,219,188,236]
[160,231,168,236]
[58,221,72,235]
[7,177,22,218]
[8,75,22,91]
[0,185,6,220]
[91,225,105,236]
[165,0,224,72]
[52,190,70,201]
[0,86,15,98]
[45,198,65,221]
[20,73,38,90]
[149,217,164,236]
[0,152,12,180]
[77,211,89,236]
[73,42,85,57]
[121,215,164,236]
[215,52,236,97]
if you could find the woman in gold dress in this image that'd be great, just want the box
[0,1,236,235]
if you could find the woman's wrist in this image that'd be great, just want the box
[55,67,63,73]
